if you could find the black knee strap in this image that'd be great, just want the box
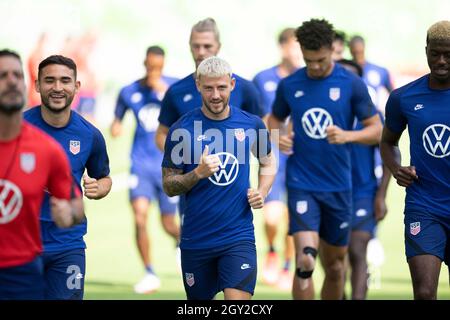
[296,268,313,279]
[303,246,317,258]
[295,247,317,279]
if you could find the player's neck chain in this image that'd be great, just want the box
[1,133,21,181]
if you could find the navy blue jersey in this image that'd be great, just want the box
[351,112,384,198]
[385,74,450,218]
[363,62,392,109]
[272,64,376,192]
[253,66,282,115]
[114,77,178,171]
[158,73,265,128]
[162,106,271,250]
[24,107,110,252]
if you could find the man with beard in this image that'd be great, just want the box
[162,56,275,299]
[0,49,84,300]
[24,55,111,300]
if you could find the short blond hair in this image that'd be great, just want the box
[196,56,232,79]
[427,20,450,44]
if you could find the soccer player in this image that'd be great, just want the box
[110,46,180,294]
[24,55,112,300]
[380,20,450,300]
[252,27,301,290]
[0,49,84,300]
[162,56,275,300]
[268,19,382,300]
[349,35,393,113]
[332,31,347,61]
[155,17,264,151]
[337,59,392,300]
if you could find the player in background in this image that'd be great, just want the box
[155,17,264,152]
[380,21,450,300]
[349,35,393,114]
[332,31,347,61]
[0,49,84,300]
[110,46,180,294]
[162,56,275,299]
[337,58,393,299]
[252,27,301,290]
[24,55,111,300]
[268,19,382,300]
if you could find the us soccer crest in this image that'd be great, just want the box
[296,201,308,215]
[20,153,35,173]
[410,222,421,236]
[185,273,195,287]
[234,128,245,142]
[329,88,340,101]
[69,140,80,155]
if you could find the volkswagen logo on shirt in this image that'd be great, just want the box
[138,104,160,132]
[301,108,333,139]
[0,180,23,224]
[208,152,239,186]
[423,124,450,158]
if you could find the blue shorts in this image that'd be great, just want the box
[352,196,377,237]
[129,166,178,214]
[404,209,450,266]
[288,189,352,246]
[181,241,257,300]
[266,149,287,203]
[42,249,86,300]
[0,256,44,300]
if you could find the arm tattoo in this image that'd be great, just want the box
[162,167,200,197]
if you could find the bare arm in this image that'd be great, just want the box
[162,167,201,197]
[327,114,382,145]
[162,145,220,197]
[83,175,112,200]
[248,152,277,209]
[267,113,293,155]
[380,126,418,187]
[110,118,122,138]
[50,196,85,228]
[155,124,169,152]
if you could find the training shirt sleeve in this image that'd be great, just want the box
[158,88,180,128]
[114,88,129,120]
[251,116,272,159]
[85,128,111,179]
[271,79,291,121]
[240,78,266,117]
[351,76,377,121]
[162,121,186,170]
[385,89,407,134]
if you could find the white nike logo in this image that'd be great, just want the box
[414,104,424,110]
[294,90,304,98]
[75,273,83,280]
[196,135,207,141]
[339,222,349,229]
[240,263,251,270]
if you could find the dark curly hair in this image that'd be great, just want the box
[295,19,335,50]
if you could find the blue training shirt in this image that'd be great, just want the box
[114,77,178,171]
[351,112,384,198]
[158,73,265,128]
[24,107,110,252]
[385,74,450,218]
[162,106,271,250]
[272,63,376,192]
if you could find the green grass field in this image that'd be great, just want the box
[83,119,450,300]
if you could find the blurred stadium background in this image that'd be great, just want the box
[1,0,450,299]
